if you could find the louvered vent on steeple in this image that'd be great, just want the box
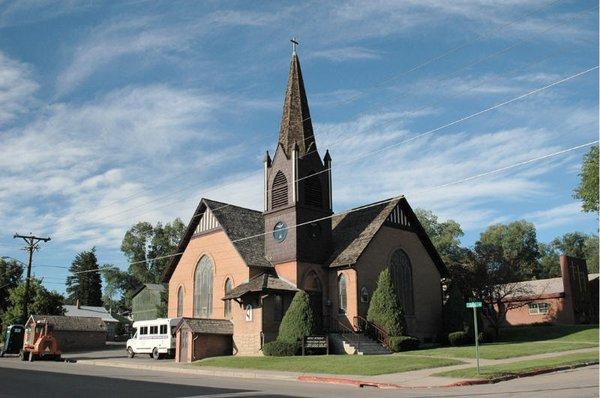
[303,171,322,208]
[272,171,288,209]
[386,205,412,229]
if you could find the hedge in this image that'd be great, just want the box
[388,336,420,352]
[263,340,299,356]
[448,331,470,346]
[278,290,317,344]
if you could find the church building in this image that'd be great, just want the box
[163,47,448,362]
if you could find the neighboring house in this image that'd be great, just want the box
[26,315,106,351]
[501,256,595,325]
[131,284,165,322]
[63,301,119,340]
[162,49,447,361]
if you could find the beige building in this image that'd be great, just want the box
[163,49,447,361]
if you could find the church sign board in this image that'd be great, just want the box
[301,335,329,355]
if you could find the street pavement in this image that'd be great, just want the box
[0,357,597,397]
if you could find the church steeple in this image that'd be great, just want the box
[277,50,315,158]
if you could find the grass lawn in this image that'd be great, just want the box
[402,325,598,360]
[433,351,599,380]
[192,355,463,376]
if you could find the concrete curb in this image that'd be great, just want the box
[75,360,299,381]
[446,361,599,387]
[297,375,403,389]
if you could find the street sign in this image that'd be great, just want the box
[466,301,482,308]
[466,301,482,374]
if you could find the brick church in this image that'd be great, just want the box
[163,48,448,362]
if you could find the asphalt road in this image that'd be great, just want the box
[0,358,597,398]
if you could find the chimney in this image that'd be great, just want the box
[76,299,80,309]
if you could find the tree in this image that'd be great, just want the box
[66,248,103,306]
[470,224,539,338]
[477,220,539,281]
[101,267,139,310]
[536,233,600,277]
[574,145,599,213]
[0,258,23,314]
[278,291,317,343]
[367,269,406,336]
[2,279,64,326]
[414,209,465,263]
[120,219,186,284]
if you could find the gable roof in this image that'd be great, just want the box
[28,315,107,332]
[63,305,119,323]
[223,273,298,300]
[328,197,448,276]
[499,277,566,301]
[162,198,271,282]
[131,283,165,299]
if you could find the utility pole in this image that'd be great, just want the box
[13,233,51,323]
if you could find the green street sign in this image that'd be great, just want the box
[466,301,482,308]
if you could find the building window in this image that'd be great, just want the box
[389,249,414,315]
[177,286,184,317]
[338,274,347,314]
[245,304,253,321]
[193,255,214,318]
[272,171,288,209]
[304,171,322,208]
[360,286,369,303]
[528,302,550,315]
[224,278,233,319]
[274,294,284,322]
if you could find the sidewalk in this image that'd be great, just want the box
[74,346,599,389]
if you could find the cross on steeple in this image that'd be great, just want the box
[290,38,299,55]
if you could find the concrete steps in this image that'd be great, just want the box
[333,333,391,355]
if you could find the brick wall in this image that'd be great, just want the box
[351,226,442,339]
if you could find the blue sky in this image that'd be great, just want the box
[0,1,597,293]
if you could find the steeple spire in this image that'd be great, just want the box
[277,46,315,158]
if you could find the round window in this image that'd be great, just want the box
[273,221,287,242]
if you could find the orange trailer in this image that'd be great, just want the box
[20,319,61,361]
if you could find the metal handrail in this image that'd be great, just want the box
[354,315,390,348]
[335,319,361,354]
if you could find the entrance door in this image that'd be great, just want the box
[303,271,324,332]
[179,331,189,362]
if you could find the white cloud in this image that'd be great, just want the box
[309,47,381,62]
[0,51,38,124]
[523,202,591,230]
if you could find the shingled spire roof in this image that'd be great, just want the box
[277,52,315,157]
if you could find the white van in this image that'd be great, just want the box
[126,318,180,359]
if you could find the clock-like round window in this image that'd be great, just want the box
[273,221,287,242]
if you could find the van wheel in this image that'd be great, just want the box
[127,347,135,358]
[152,347,160,360]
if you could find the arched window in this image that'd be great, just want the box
[389,249,414,315]
[224,278,233,319]
[176,286,184,317]
[193,256,214,318]
[338,274,347,314]
[304,171,322,208]
[360,286,369,303]
[271,171,288,209]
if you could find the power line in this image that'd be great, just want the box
[84,139,598,272]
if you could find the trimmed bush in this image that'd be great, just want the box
[388,336,420,352]
[448,331,470,346]
[263,340,299,356]
[278,290,317,344]
[367,269,406,336]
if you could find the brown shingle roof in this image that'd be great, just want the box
[327,197,448,276]
[176,318,233,335]
[223,273,297,300]
[163,198,271,282]
[28,315,106,332]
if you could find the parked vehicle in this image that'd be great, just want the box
[20,319,61,361]
[126,318,180,360]
[1,325,25,357]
